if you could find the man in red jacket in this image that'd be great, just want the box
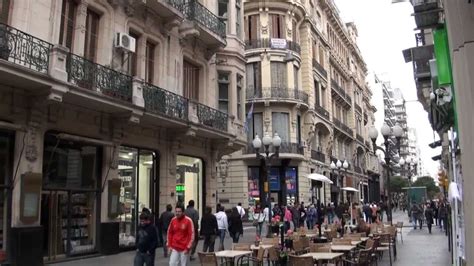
[167,203,194,266]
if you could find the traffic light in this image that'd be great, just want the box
[437,170,449,189]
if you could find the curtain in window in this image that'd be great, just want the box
[271,62,287,88]
[247,113,263,143]
[272,112,289,143]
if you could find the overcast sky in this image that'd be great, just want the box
[334,0,441,177]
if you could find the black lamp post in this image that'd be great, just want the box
[252,132,281,238]
[330,159,349,205]
[369,123,403,225]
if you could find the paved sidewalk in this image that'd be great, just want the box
[53,211,451,266]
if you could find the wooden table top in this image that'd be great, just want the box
[250,244,274,250]
[215,250,252,258]
[302,252,344,260]
[330,245,356,251]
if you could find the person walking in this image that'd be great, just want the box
[433,202,439,226]
[248,205,255,222]
[291,204,300,229]
[411,203,423,230]
[306,204,316,229]
[215,205,228,250]
[228,207,244,243]
[253,204,266,237]
[363,203,371,223]
[298,202,307,229]
[425,202,435,234]
[438,202,448,232]
[200,206,218,252]
[236,202,246,219]
[184,200,199,261]
[159,204,174,257]
[134,208,158,266]
[167,204,194,266]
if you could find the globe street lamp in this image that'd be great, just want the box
[330,159,349,205]
[369,123,403,225]
[399,156,417,210]
[252,132,281,237]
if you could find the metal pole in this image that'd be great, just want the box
[386,159,392,225]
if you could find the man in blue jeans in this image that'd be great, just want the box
[215,205,228,250]
[159,204,174,257]
[134,208,158,266]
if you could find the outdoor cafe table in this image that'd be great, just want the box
[330,245,356,252]
[250,244,275,250]
[351,240,362,246]
[301,252,344,266]
[215,250,252,266]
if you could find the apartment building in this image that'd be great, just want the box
[219,0,379,210]
[0,0,245,264]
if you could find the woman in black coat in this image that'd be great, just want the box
[228,207,244,243]
[200,206,218,252]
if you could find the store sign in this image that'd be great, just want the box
[269,167,280,191]
[176,184,185,192]
[270,38,287,49]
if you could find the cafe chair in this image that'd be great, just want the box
[198,252,219,266]
[288,255,314,266]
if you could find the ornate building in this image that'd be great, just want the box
[220,0,379,209]
[0,0,245,264]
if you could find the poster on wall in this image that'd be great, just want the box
[269,167,280,191]
[248,167,260,198]
[285,167,297,194]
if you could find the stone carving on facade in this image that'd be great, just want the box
[219,159,229,186]
[25,145,38,162]
[261,25,268,35]
[326,135,333,156]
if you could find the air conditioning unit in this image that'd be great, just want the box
[115,32,136,53]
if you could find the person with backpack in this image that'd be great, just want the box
[134,208,158,266]
[228,207,244,243]
[200,206,218,252]
[184,200,199,261]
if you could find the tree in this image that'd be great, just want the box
[389,176,409,193]
[412,176,440,199]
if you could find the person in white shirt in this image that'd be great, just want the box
[236,202,246,219]
[214,205,228,251]
[253,204,268,237]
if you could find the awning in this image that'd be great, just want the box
[307,173,333,184]
[341,187,359,192]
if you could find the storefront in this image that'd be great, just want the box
[176,155,204,217]
[248,166,298,206]
[117,146,157,248]
[0,130,13,263]
[41,132,102,261]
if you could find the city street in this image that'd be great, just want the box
[54,211,450,266]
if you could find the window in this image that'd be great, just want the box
[237,74,243,120]
[218,72,229,113]
[248,167,260,203]
[183,60,199,100]
[297,115,301,145]
[246,62,261,93]
[270,62,287,88]
[0,0,9,24]
[245,15,259,41]
[59,0,76,49]
[145,41,156,83]
[176,155,203,218]
[84,9,100,61]
[218,0,228,33]
[247,112,263,143]
[269,14,284,39]
[314,80,320,106]
[272,112,289,143]
[128,31,140,76]
[236,0,241,37]
[294,66,299,89]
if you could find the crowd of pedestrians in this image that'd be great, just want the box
[410,200,449,234]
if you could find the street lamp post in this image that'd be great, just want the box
[330,159,349,205]
[252,132,281,237]
[399,157,417,210]
[369,123,403,225]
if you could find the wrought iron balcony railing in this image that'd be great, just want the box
[246,86,309,105]
[355,103,362,113]
[179,0,226,39]
[312,58,328,78]
[311,150,325,163]
[0,23,52,73]
[197,103,228,132]
[143,83,188,120]
[244,142,304,155]
[314,104,330,120]
[331,79,351,103]
[356,133,364,143]
[245,38,301,54]
[67,54,132,102]
[333,118,353,136]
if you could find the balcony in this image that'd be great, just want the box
[331,79,352,104]
[67,53,133,102]
[149,0,184,21]
[143,83,188,121]
[246,86,309,106]
[356,134,364,143]
[314,105,330,120]
[355,103,362,114]
[197,103,228,132]
[0,23,52,74]
[245,38,301,54]
[178,0,226,46]
[244,142,304,155]
[411,0,443,29]
[311,150,326,163]
[312,58,328,78]
[333,118,353,137]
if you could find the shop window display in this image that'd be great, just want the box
[118,147,155,247]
